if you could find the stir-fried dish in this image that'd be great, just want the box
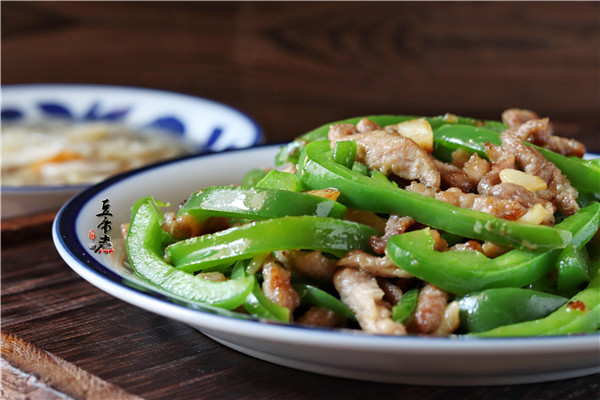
[124,109,600,337]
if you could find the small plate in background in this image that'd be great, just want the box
[1,84,263,218]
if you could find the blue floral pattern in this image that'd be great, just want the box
[1,100,187,137]
[1,85,264,153]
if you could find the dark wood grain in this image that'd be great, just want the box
[2,332,141,400]
[2,2,599,399]
[2,2,599,151]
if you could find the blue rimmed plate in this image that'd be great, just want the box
[1,84,263,218]
[52,144,600,386]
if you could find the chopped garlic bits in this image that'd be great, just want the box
[499,168,547,192]
[518,203,551,225]
[386,119,434,153]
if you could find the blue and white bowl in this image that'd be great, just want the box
[1,84,263,218]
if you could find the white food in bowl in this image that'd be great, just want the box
[2,121,193,186]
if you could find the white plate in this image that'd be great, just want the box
[1,84,263,218]
[52,145,600,386]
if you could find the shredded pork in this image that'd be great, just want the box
[261,257,301,316]
[287,250,339,282]
[503,112,586,157]
[333,267,407,335]
[370,214,415,254]
[337,250,413,278]
[296,306,347,328]
[407,284,449,334]
[329,124,441,189]
[501,128,579,215]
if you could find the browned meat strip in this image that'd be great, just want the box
[296,306,347,328]
[501,130,579,215]
[487,183,555,225]
[287,250,339,282]
[429,229,449,251]
[162,212,228,240]
[405,181,436,197]
[370,214,415,254]
[262,257,301,315]
[328,123,356,142]
[463,153,491,187]
[435,187,526,220]
[448,240,484,253]
[407,284,448,334]
[356,117,381,133]
[507,116,586,158]
[477,142,555,224]
[481,241,511,258]
[502,108,540,128]
[433,159,474,192]
[337,250,413,278]
[328,125,441,189]
[477,145,516,195]
[333,267,406,335]
[450,148,471,168]
[378,278,404,306]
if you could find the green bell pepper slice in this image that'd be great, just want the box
[433,124,600,195]
[458,288,568,333]
[557,245,591,292]
[298,140,572,250]
[386,202,600,295]
[255,169,299,191]
[241,169,268,186]
[177,186,346,221]
[332,139,358,169]
[165,215,379,273]
[293,283,357,321]
[471,273,600,337]
[391,288,419,323]
[126,197,254,309]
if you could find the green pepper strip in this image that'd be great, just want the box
[166,215,379,273]
[433,124,600,195]
[276,114,506,166]
[126,197,254,309]
[386,202,600,295]
[458,288,568,333]
[293,283,357,322]
[556,245,590,292]
[232,260,290,322]
[255,169,298,191]
[178,186,346,221]
[391,288,419,323]
[470,273,600,337]
[241,168,268,186]
[332,140,358,169]
[298,140,571,250]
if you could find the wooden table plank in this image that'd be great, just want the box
[2,333,141,400]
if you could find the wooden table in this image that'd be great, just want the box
[2,2,599,399]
